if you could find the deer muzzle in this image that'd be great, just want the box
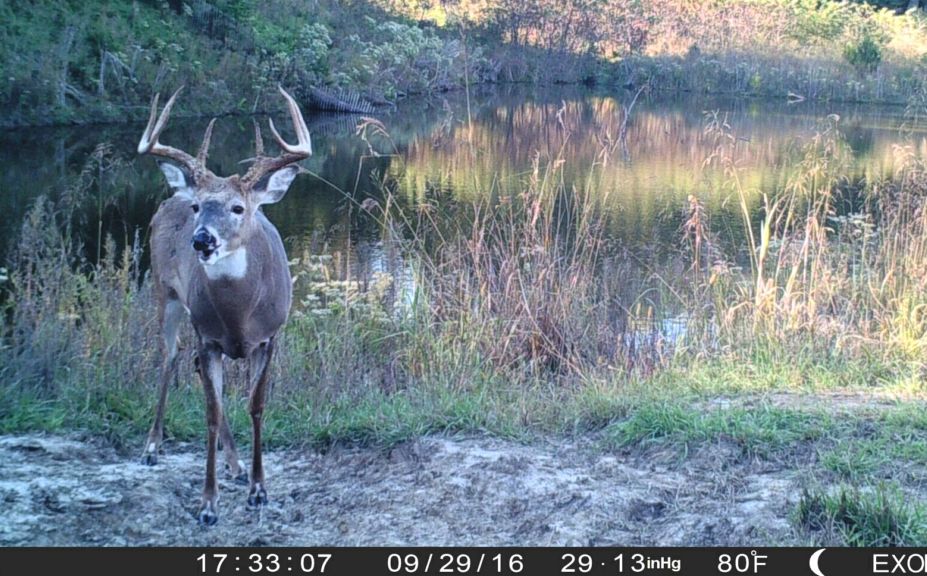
[192,228,218,259]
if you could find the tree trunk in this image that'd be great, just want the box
[56,27,76,108]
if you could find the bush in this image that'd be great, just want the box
[788,0,850,42]
[334,19,473,98]
[844,34,883,73]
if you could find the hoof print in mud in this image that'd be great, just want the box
[248,484,268,507]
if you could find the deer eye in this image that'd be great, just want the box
[232,205,245,215]
[191,204,200,213]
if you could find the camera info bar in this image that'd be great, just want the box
[3,547,925,575]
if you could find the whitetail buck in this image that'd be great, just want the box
[138,86,311,525]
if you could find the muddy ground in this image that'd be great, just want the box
[0,432,807,546]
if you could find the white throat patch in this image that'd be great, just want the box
[203,247,248,280]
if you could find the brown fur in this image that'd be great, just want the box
[150,196,291,359]
[138,86,310,525]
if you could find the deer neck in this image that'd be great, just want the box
[202,246,248,281]
[195,244,259,336]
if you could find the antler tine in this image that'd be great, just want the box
[138,92,162,154]
[242,86,312,188]
[252,118,264,158]
[138,87,183,155]
[136,86,202,175]
[196,118,218,166]
[268,85,312,156]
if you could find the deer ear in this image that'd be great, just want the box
[157,161,194,197]
[251,165,300,206]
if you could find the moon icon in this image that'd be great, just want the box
[809,548,827,576]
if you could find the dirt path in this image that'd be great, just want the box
[0,434,801,546]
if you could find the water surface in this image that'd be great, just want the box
[2,85,924,280]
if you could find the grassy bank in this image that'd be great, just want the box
[0,0,490,126]
[3,0,927,127]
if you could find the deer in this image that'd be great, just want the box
[137,85,311,525]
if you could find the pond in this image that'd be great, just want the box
[1,85,924,286]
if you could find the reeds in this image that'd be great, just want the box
[678,105,927,367]
[2,106,927,445]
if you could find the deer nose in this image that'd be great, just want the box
[192,229,216,252]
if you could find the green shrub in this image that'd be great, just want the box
[334,19,470,98]
[844,34,882,73]
[788,0,850,42]
[299,22,333,78]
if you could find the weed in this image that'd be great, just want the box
[797,484,927,546]
[607,402,831,456]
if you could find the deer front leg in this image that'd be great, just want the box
[142,299,183,465]
[195,351,247,484]
[196,344,224,525]
[247,339,274,507]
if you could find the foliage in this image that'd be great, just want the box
[334,19,473,98]
[844,32,883,72]
[0,0,486,126]
[2,0,926,126]
[788,0,852,42]
[798,485,927,546]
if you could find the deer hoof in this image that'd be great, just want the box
[141,443,160,466]
[198,501,219,526]
[247,483,268,507]
[226,460,248,485]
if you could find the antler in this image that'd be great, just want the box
[242,86,312,188]
[197,118,218,166]
[138,87,214,180]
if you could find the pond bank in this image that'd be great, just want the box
[0,432,800,546]
[4,380,926,547]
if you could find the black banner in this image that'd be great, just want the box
[3,547,925,576]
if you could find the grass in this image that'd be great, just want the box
[820,406,927,482]
[3,335,925,455]
[603,390,927,478]
[797,484,927,546]
[606,402,834,455]
[4,99,927,545]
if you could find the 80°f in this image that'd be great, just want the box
[718,551,768,574]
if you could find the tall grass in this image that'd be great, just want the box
[285,99,927,395]
[402,153,653,376]
[2,103,927,450]
[672,103,927,373]
[5,95,927,547]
